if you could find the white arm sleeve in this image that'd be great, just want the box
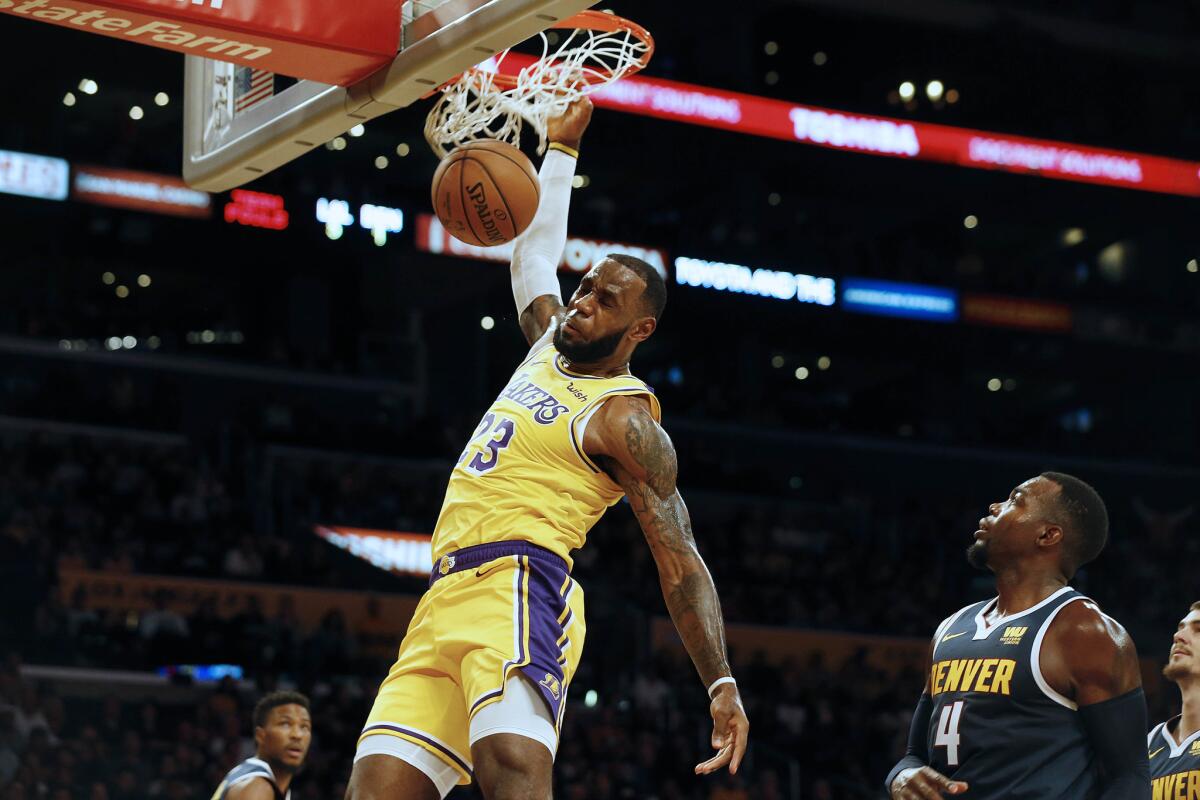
[510,148,577,314]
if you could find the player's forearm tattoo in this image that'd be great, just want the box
[519,295,564,344]
[613,408,731,685]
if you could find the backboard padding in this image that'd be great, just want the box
[183,0,597,191]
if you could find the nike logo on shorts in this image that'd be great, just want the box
[476,563,504,578]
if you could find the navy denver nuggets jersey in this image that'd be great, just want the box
[1148,717,1200,799]
[927,587,1097,799]
[209,757,287,800]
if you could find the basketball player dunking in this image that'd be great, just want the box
[346,98,749,800]
[210,692,311,800]
[887,473,1150,799]
[1148,602,1200,798]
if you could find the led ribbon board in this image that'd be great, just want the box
[496,54,1200,197]
[961,293,1072,332]
[675,256,835,306]
[0,149,68,200]
[315,526,432,577]
[74,165,211,217]
[416,213,669,280]
[841,278,958,322]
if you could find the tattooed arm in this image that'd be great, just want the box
[587,395,750,775]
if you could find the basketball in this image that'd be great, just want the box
[431,140,541,247]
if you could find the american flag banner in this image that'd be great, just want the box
[233,66,274,114]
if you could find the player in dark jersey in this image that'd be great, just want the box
[886,472,1150,799]
[210,692,312,800]
[1148,601,1200,798]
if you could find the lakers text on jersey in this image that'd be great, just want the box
[433,342,660,567]
[358,342,657,785]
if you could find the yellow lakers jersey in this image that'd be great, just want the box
[432,342,661,567]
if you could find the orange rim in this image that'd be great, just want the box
[450,10,654,92]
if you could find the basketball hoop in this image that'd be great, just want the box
[423,10,654,158]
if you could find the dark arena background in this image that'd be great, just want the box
[2,0,1199,798]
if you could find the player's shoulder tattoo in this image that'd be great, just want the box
[620,400,677,499]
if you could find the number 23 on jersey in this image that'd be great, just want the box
[459,413,517,474]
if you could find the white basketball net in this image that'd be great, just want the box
[424,19,651,159]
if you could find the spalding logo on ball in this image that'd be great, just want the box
[431,140,541,247]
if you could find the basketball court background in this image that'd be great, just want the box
[1,1,1198,797]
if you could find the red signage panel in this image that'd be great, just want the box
[224,189,288,230]
[0,0,401,85]
[961,293,1072,332]
[314,526,431,577]
[73,165,211,217]
[497,54,1200,197]
[415,213,670,280]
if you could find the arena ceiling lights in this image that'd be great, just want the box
[496,55,1200,198]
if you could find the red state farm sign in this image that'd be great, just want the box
[0,0,401,86]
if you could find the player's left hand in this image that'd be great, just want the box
[695,683,749,775]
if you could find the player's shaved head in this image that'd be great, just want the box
[1038,472,1108,576]
[605,253,666,320]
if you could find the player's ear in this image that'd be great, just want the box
[1039,523,1064,548]
[254,726,265,749]
[628,315,656,343]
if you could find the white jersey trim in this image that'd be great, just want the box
[1030,594,1089,710]
[1161,715,1200,757]
[226,758,283,798]
[354,733,459,799]
[358,720,473,773]
[1148,720,1165,748]
[971,586,1075,641]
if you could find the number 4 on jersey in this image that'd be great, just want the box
[935,700,965,766]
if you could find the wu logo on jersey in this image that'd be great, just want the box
[1000,626,1028,645]
[1191,740,1200,757]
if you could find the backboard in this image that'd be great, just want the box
[183,0,597,192]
